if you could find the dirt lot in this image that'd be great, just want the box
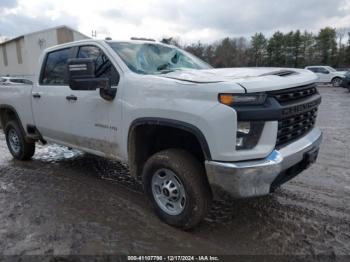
[0,86,349,256]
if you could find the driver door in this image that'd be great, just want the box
[64,45,122,157]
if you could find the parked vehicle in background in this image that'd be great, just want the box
[0,39,323,229]
[340,71,350,91]
[0,77,33,86]
[305,66,348,87]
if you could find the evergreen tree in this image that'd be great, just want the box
[267,31,285,66]
[213,38,237,67]
[250,33,267,66]
[315,27,338,66]
[164,26,350,69]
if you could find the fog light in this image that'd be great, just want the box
[236,121,265,150]
[236,137,244,148]
[237,122,250,135]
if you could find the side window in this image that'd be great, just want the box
[77,45,119,86]
[41,48,71,85]
[10,79,31,85]
[308,68,318,73]
[319,67,329,74]
[23,79,33,85]
[10,79,23,84]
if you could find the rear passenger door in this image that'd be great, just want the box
[32,47,75,143]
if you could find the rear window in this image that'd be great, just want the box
[10,79,24,84]
[40,48,71,85]
[10,79,33,85]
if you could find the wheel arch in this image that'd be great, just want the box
[331,76,343,82]
[127,117,211,178]
[0,105,28,139]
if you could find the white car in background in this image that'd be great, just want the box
[0,77,33,86]
[305,66,348,87]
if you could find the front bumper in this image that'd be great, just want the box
[205,128,322,198]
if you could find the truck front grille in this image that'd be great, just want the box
[269,84,317,104]
[269,84,320,147]
[276,107,318,147]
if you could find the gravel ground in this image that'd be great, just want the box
[0,86,349,256]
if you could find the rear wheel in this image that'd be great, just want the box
[5,121,35,160]
[142,149,212,230]
[331,77,342,87]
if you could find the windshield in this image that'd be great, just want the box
[326,66,337,72]
[108,42,212,75]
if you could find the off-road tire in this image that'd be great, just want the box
[142,148,212,230]
[5,121,35,160]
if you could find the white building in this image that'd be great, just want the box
[0,25,90,80]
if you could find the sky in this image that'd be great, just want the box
[0,0,350,44]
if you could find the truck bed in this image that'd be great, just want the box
[0,84,35,133]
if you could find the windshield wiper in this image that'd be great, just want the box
[158,68,185,74]
[159,69,176,74]
[157,63,170,71]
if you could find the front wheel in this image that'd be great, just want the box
[142,149,212,230]
[331,77,342,87]
[5,121,35,160]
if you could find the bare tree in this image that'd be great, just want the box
[337,28,348,47]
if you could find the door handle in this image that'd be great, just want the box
[66,95,78,101]
[32,93,41,99]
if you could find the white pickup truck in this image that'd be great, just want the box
[305,66,348,87]
[0,39,322,229]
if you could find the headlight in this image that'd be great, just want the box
[219,93,266,106]
[236,121,265,150]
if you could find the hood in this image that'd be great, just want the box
[334,71,348,76]
[160,67,318,92]
[161,67,297,83]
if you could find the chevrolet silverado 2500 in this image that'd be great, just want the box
[0,39,322,229]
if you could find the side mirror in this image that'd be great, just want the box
[67,58,110,91]
[67,58,116,101]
